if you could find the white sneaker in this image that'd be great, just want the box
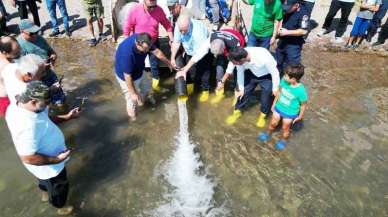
[317,29,328,37]
[333,37,344,44]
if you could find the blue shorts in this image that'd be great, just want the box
[275,107,298,119]
[351,16,371,37]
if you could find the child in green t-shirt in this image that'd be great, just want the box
[257,63,308,150]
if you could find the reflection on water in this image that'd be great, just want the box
[0,39,387,217]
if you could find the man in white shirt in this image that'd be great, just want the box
[219,47,280,127]
[1,53,45,104]
[5,81,74,215]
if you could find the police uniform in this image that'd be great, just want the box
[276,5,309,75]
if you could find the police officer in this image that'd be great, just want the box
[275,0,309,76]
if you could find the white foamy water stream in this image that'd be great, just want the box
[152,101,227,217]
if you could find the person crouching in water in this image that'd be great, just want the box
[258,64,308,150]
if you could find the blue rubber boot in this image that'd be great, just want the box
[257,132,270,142]
[275,140,287,151]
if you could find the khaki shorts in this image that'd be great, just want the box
[116,72,151,109]
[84,3,104,19]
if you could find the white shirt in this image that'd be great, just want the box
[226,47,280,92]
[1,63,26,104]
[5,105,67,180]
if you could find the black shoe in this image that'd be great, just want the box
[372,41,383,47]
[49,31,60,37]
[97,33,106,42]
[88,38,98,47]
[65,31,72,38]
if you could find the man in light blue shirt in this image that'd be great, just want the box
[171,14,213,102]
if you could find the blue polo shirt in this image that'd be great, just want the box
[173,19,209,56]
[115,34,154,81]
[279,6,309,45]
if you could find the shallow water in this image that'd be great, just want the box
[0,39,387,217]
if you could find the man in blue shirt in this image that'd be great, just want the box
[115,32,171,121]
[275,0,309,76]
[17,19,66,106]
[172,13,213,102]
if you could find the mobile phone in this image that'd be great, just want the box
[79,97,86,111]
[58,75,64,84]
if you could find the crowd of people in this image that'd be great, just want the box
[0,0,386,215]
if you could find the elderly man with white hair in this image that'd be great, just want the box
[1,54,45,104]
[177,28,246,104]
[2,53,80,120]
[172,13,213,102]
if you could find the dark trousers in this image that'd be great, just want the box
[247,32,271,49]
[303,1,315,17]
[41,69,66,104]
[17,0,41,26]
[275,41,302,76]
[215,55,228,82]
[175,51,213,91]
[0,0,6,33]
[367,1,388,39]
[149,40,160,79]
[322,0,354,37]
[235,71,273,115]
[38,168,69,208]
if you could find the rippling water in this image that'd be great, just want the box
[0,39,387,217]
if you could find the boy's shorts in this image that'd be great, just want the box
[0,96,10,117]
[275,106,298,119]
[84,2,104,19]
[350,16,370,37]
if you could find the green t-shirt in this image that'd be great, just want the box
[17,35,53,60]
[275,79,308,116]
[248,0,283,37]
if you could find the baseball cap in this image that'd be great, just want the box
[282,0,301,11]
[19,19,41,33]
[167,0,179,6]
[17,81,50,102]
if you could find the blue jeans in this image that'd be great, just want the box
[235,72,273,115]
[46,0,70,32]
[247,33,271,49]
[149,40,160,79]
[367,0,388,39]
[275,41,302,76]
[302,1,315,17]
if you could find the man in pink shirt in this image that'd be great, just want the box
[123,0,174,92]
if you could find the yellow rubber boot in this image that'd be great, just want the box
[210,89,224,104]
[178,95,188,102]
[199,91,210,102]
[232,97,238,107]
[187,83,194,96]
[225,109,242,125]
[152,78,161,92]
[256,112,267,128]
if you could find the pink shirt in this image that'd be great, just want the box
[123,3,172,42]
